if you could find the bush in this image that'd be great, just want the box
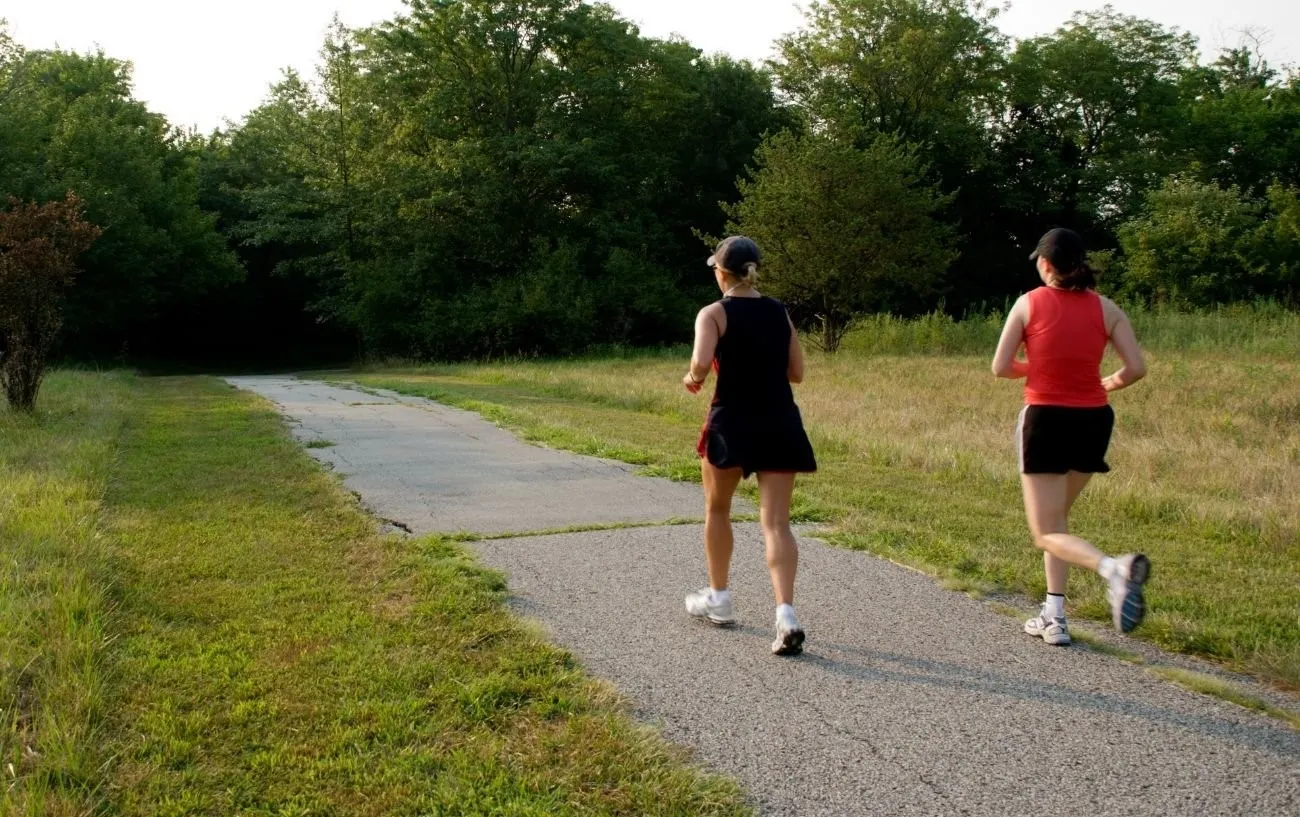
[0,195,100,411]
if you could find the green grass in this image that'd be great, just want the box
[1150,668,1300,730]
[1068,630,1147,664]
[340,312,1300,692]
[0,372,133,816]
[839,302,1300,358]
[2,374,749,815]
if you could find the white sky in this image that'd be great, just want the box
[5,1,1297,132]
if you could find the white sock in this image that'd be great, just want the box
[710,588,731,605]
[1098,556,1117,580]
[776,603,800,629]
[1044,593,1065,619]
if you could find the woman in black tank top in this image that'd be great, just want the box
[682,236,817,656]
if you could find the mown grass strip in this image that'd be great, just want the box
[77,376,748,815]
[0,372,133,817]
[1150,668,1300,730]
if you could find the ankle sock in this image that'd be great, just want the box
[710,588,731,605]
[1044,593,1065,619]
[1098,556,1117,580]
[776,603,800,630]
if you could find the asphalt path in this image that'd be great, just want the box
[229,376,1300,817]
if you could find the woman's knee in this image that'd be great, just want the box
[760,510,791,536]
[1028,520,1067,550]
[706,494,733,515]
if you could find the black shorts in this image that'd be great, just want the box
[1017,405,1114,475]
[697,406,817,478]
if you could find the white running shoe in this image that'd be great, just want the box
[685,589,735,626]
[1107,554,1151,634]
[1024,608,1071,646]
[772,606,805,656]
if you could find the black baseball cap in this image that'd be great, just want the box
[707,236,761,272]
[1029,228,1086,271]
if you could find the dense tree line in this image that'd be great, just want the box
[1,0,1298,363]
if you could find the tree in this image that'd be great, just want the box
[774,0,1005,146]
[725,132,956,352]
[0,46,242,356]
[217,0,788,359]
[772,0,1012,309]
[1173,48,1300,196]
[1003,8,1198,228]
[1116,175,1300,306]
[0,194,100,411]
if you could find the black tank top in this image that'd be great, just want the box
[711,296,795,417]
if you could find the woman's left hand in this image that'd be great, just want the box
[684,372,704,394]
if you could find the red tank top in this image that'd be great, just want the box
[1024,287,1108,407]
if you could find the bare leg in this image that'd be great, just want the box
[1021,472,1106,574]
[702,462,743,590]
[757,472,798,605]
[1042,471,1094,594]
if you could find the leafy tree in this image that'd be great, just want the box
[0,45,242,355]
[220,0,787,359]
[1174,48,1300,196]
[725,132,956,352]
[774,0,1005,146]
[0,194,100,410]
[1117,175,1300,306]
[1003,8,1198,228]
[773,0,1019,309]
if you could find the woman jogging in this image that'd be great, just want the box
[992,227,1151,646]
[682,236,817,656]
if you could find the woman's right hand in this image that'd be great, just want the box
[684,372,704,394]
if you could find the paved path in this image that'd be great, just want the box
[230,376,1299,817]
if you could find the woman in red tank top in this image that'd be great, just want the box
[992,228,1151,646]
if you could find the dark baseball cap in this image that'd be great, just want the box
[707,236,761,272]
[1029,228,1086,270]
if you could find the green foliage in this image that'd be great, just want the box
[1118,176,1300,306]
[214,0,788,359]
[0,38,241,354]
[1175,49,1300,196]
[1003,7,1198,228]
[775,0,1006,147]
[725,132,956,351]
[5,2,1300,366]
[0,194,100,410]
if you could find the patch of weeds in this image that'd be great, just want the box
[1151,668,1300,730]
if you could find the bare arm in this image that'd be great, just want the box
[991,295,1030,379]
[684,304,723,394]
[1101,298,1146,392]
[786,313,805,384]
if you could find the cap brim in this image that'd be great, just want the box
[1028,250,1040,261]
[706,255,717,267]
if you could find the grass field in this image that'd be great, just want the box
[345,309,1300,692]
[1,373,747,815]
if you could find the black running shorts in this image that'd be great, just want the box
[697,407,817,478]
[1016,405,1115,475]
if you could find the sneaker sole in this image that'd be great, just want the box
[772,628,805,656]
[687,611,736,627]
[1116,555,1151,634]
